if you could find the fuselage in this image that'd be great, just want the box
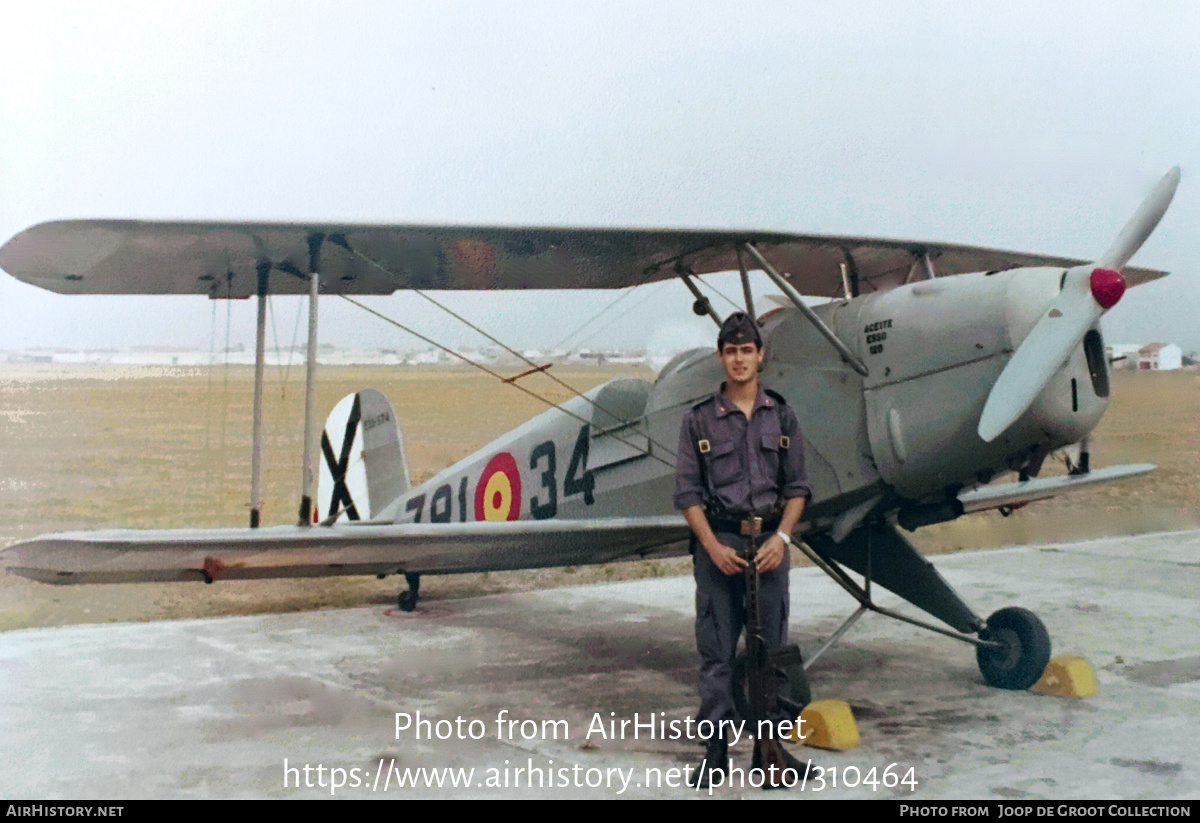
[379,266,1111,531]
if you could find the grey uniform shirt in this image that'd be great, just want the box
[673,385,812,516]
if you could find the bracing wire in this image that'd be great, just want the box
[567,281,671,350]
[408,288,678,456]
[267,295,304,399]
[548,287,637,352]
[267,296,285,385]
[693,274,743,315]
[338,294,677,468]
[338,246,680,460]
[285,295,303,392]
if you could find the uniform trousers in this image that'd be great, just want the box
[693,529,791,732]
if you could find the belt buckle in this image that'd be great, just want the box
[740,516,763,536]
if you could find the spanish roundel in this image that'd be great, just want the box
[474,452,521,521]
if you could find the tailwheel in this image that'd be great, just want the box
[976,607,1051,690]
[397,572,421,612]
[732,644,811,722]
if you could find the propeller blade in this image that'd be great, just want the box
[1099,166,1180,269]
[977,166,1181,442]
[977,267,1099,442]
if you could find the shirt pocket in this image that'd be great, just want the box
[707,437,740,489]
[759,431,782,480]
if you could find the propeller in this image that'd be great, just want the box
[977,167,1180,442]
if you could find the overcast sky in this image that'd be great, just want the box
[1,1,1197,354]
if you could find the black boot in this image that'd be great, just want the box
[686,734,729,789]
[751,738,816,789]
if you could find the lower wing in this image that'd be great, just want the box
[2,517,690,585]
[956,463,1154,514]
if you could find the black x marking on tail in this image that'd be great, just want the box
[321,393,362,521]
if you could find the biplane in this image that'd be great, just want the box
[0,167,1179,697]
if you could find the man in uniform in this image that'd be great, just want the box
[674,311,812,789]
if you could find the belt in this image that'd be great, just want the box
[706,513,781,537]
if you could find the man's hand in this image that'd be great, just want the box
[705,540,749,576]
[754,533,788,572]
[684,505,749,576]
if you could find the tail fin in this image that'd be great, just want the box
[317,388,409,523]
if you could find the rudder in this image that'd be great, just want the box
[317,388,409,522]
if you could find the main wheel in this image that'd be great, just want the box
[732,648,811,722]
[976,607,1051,690]
[397,573,421,612]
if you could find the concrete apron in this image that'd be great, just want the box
[1,530,1197,799]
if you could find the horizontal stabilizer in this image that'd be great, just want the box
[2,517,690,585]
[957,464,1154,514]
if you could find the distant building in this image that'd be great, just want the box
[405,349,446,365]
[1106,342,1183,371]
[1136,342,1183,371]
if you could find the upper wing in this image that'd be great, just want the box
[1,220,1168,298]
[1,516,690,585]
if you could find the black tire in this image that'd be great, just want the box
[397,572,421,612]
[976,607,1051,690]
[732,649,811,723]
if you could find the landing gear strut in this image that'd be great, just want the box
[800,523,1054,691]
[398,572,421,612]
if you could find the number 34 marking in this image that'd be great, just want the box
[530,424,595,519]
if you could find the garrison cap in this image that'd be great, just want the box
[717,311,762,350]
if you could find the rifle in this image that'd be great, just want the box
[742,542,804,785]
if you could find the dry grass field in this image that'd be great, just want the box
[1,365,1196,630]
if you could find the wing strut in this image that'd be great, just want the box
[840,247,861,297]
[298,233,324,526]
[676,267,723,327]
[742,242,868,377]
[903,251,938,284]
[250,260,270,528]
[735,247,757,322]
